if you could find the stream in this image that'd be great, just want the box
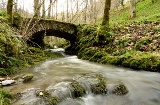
[4,55,160,105]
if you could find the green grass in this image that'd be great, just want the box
[110,0,160,25]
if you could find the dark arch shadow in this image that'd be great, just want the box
[28,29,77,48]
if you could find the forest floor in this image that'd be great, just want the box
[77,0,160,73]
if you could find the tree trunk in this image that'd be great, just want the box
[48,0,52,18]
[130,0,136,18]
[55,0,58,19]
[101,0,111,29]
[121,0,124,8]
[93,0,97,23]
[7,0,13,24]
[14,0,18,12]
[66,0,69,22]
[76,0,79,24]
[84,0,88,23]
[34,0,40,18]
[42,0,45,18]
[90,0,93,22]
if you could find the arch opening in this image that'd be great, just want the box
[28,29,76,49]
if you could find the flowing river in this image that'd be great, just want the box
[5,55,160,105]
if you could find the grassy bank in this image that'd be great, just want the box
[110,0,160,25]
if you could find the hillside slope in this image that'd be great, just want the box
[110,0,160,24]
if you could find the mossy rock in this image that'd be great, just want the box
[43,91,60,105]
[70,81,86,98]
[112,83,129,95]
[22,74,34,83]
[91,74,107,94]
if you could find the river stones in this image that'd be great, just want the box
[112,83,129,95]
[13,73,34,83]
[1,80,15,86]
[74,73,107,95]
[14,88,60,105]
[91,74,107,94]
[22,74,34,83]
[70,81,86,98]
[0,77,5,81]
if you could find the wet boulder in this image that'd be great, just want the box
[14,88,60,105]
[74,73,107,95]
[90,74,107,94]
[13,73,34,83]
[1,80,15,86]
[70,81,86,98]
[112,83,129,95]
[22,74,34,83]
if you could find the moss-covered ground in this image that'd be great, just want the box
[76,0,160,73]
[77,21,160,72]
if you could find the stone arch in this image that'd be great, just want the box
[26,19,78,48]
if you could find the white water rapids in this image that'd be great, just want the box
[5,56,160,105]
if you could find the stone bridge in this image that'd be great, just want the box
[26,18,78,47]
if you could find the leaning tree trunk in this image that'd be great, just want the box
[7,0,13,24]
[101,0,111,30]
[130,0,136,18]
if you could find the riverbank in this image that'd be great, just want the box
[76,21,160,72]
[0,20,63,105]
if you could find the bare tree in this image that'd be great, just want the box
[66,0,69,22]
[34,0,40,18]
[48,0,52,18]
[101,0,111,29]
[42,0,45,18]
[7,0,13,24]
[14,0,18,12]
[84,0,88,23]
[130,0,136,18]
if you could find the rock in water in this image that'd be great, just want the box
[22,74,34,83]
[1,80,15,86]
[112,83,129,95]
[0,78,5,81]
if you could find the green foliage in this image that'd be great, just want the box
[76,25,114,52]
[13,12,23,28]
[135,36,152,51]
[0,11,9,21]
[110,0,160,25]
[0,89,14,105]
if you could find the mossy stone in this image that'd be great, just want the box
[70,81,86,98]
[112,83,129,95]
[91,74,107,94]
[22,74,34,83]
